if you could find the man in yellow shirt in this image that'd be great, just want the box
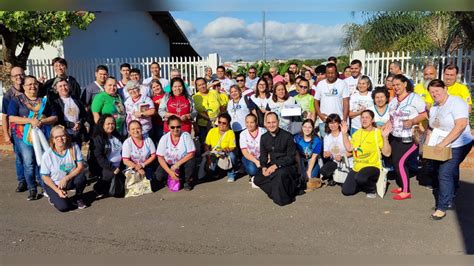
[413,64,435,109]
[443,64,472,113]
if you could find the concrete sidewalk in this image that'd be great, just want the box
[1,153,473,255]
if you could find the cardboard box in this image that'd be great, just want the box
[422,145,452,161]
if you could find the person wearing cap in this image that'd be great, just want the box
[52,77,88,146]
[40,57,82,102]
[123,80,155,137]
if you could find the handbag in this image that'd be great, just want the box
[375,129,388,198]
[212,131,233,171]
[333,155,350,184]
[123,168,152,198]
[109,173,125,198]
[167,171,180,192]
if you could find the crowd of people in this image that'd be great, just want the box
[2,56,472,220]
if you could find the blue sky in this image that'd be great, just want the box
[171,11,367,61]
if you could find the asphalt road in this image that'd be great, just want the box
[1,152,473,256]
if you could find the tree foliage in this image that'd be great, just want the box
[0,11,95,69]
[343,11,474,54]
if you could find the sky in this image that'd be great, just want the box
[171,11,366,62]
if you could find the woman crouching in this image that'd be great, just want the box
[40,125,86,211]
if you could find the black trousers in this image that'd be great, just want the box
[341,167,380,196]
[254,166,297,206]
[156,158,196,184]
[44,172,86,212]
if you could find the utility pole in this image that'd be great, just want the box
[262,11,266,62]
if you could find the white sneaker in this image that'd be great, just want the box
[251,176,259,189]
[42,190,49,198]
[366,193,376,199]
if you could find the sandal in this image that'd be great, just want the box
[431,210,446,220]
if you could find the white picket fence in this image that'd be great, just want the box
[351,49,474,87]
[26,53,220,90]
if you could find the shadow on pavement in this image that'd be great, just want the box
[454,180,474,254]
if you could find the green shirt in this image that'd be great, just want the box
[294,94,315,112]
[91,92,126,132]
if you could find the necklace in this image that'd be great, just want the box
[356,129,372,149]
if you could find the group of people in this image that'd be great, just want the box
[2,56,472,220]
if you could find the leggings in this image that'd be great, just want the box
[391,137,418,193]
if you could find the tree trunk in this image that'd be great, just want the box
[0,24,32,69]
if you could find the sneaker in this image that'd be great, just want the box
[27,190,38,201]
[327,180,336,187]
[47,197,54,206]
[41,190,49,198]
[251,176,259,189]
[227,177,235,183]
[248,176,253,183]
[366,193,376,199]
[76,199,87,209]
[425,185,434,190]
[15,182,27,193]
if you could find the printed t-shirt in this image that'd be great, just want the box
[156,132,196,165]
[350,129,383,172]
[40,144,83,185]
[122,136,156,164]
[239,127,266,158]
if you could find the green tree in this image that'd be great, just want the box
[343,11,473,54]
[0,11,95,69]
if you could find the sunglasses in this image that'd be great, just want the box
[169,126,181,130]
[236,79,245,82]
[218,121,228,125]
[299,85,308,89]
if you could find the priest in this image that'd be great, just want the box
[254,112,300,206]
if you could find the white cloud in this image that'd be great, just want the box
[175,18,197,37]
[202,17,247,38]
[187,17,346,61]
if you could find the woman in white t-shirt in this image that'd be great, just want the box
[240,114,266,185]
[155,115,196,191]
[267,82,297,132]
[426,79,473,220]
[41,125,86,212]
[123,80,155,137]
[122,120,156,180]
[369,87,390,128]
[320,114,352,186]
[349,75,374,135]
[91,114,125,198]
[387,74,427,201]
[227,85,256,155]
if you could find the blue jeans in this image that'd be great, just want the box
[13,134,42,191]
[242,156,258,176]
[299,156,320,179]
[433,141,473,211]
[11,133,25,183]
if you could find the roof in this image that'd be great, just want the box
[148,11,200,58]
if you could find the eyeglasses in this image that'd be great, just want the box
[53,135,66,140]
[169,126,181,130]
[236,79,245,82]
[218,121,228,125]
[12,74,25,78]
[299,85,308,89]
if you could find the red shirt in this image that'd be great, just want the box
[164,95,192,133]
[152,94,165,126]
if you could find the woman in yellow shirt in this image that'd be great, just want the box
[340,110,392,198]
[198,113,237,182]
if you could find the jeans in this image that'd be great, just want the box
[13,134,41,191]
[43,172,86,212]
[11,133,25,183]
[432,141,473,211]
[242,156,258,176]
[150,124,164,145]
[156,158,195,184]
[299,157,320,179]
